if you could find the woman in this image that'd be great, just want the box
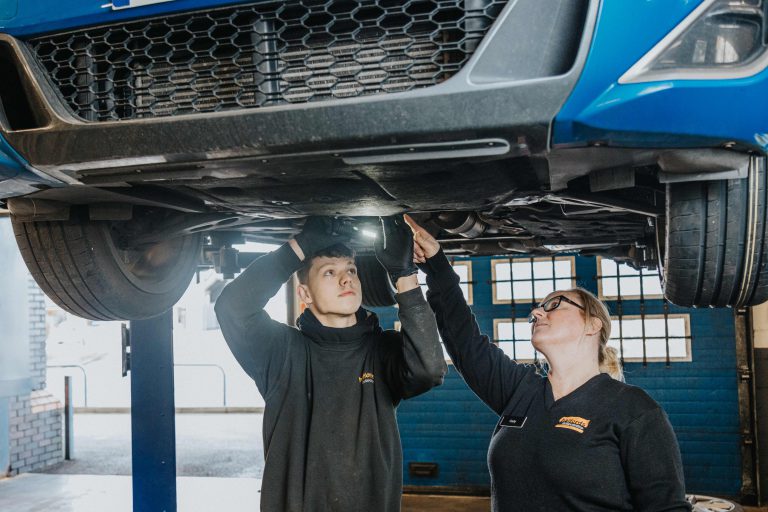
[404,215,691,512]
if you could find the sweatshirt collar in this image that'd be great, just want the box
[544,373,611,409]
[297,307,381,346]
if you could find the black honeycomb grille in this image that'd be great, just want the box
[27,0,507,122]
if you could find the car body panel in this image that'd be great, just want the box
[0,135,61,199]
[0,0,248,37]
[554,0,768,152]
[0,0,597,175]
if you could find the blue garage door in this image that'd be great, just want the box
[374,254,742,497]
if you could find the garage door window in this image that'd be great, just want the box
[492,313,692,364]
[610,314,692,363]
[418,260,473,304]
[491,256,575,304]
[597,257,663,300]
[493,318,539,362]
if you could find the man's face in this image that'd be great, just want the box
[299,256,362,319]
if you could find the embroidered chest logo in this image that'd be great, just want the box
[358,372,375,384]
[555,416,591,434]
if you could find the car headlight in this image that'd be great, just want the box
[620,0,768,83]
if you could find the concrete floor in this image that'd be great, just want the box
[43,413,263,477]
[3,474,768,512]
[5,413,489,511]
[0,473,490,512]
[3,414,765,512]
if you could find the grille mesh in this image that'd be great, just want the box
[27,0,507,122]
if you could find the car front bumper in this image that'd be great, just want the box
[0,0,596,184]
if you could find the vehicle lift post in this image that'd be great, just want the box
[128,310,177,512]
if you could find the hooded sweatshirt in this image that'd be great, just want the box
[215,243,446,512]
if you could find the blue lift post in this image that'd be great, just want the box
[130,309,177,512]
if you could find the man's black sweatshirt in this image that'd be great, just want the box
[215,243,447,512]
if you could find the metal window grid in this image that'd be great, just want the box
[490,255,575,362]
[491,256,693,367]
[595,259,692,367]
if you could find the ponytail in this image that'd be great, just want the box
[599,344,624,382]
[568,287,625,382]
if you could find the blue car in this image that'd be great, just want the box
[0,0,766,319]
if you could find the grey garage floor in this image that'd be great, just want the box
[3,413,765,512]
[0,412,492,511]
[41,413,263,478]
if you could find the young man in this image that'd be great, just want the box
[215,216,446,512]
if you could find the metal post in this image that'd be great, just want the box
[64,376,74,460]
[735,308,759,504]
[48,365,88,407]
[130,309,177,512]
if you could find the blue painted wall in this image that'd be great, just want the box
[375,254,742,497]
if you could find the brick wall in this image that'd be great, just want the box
[6,281,63,476]
[7,392,63,475]
[27,280,47,390]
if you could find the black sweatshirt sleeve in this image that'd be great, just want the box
[390,287,447,399]
[620,407,692,512]
[214,243,301,399]
[420,250,533,415]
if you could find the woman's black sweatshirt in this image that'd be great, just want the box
[419,249,691,512]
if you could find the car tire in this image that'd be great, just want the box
[11,212,201,320]
[663,156,768,307]
[356,254,397,308]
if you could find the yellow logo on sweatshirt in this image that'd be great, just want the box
[555,416,590,434]
[358,372,374,384]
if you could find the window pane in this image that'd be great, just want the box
[509,261,530,280]
[496,262,512,281]
[499,341,537,360]
[554,260,572,278]
[497,321,514,341]
[599,258,662,299]
[493,258,574,303]
[641,275,663,296]
[497,282,513,301]
[532,260,553,279]
[609,315,690,361]
[418,264,471,302]
[534,280,556,301]
[496,320,537,361]
[511,281,531,301]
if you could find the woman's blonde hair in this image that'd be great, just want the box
[565,287,624,382]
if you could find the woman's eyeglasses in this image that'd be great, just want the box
[528,295,585,323]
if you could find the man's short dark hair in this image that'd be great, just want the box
[297,243,356,284]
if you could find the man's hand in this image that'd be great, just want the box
[292,216,349,261]
[375,216,418,285]
[403,214,440,264]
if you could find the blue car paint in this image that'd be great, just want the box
[0,0,248,37]
[554,0,768,152]
[0,0,765,152]
[0,0,16,21]
[0,136,61,197]
[0,136,31,180]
